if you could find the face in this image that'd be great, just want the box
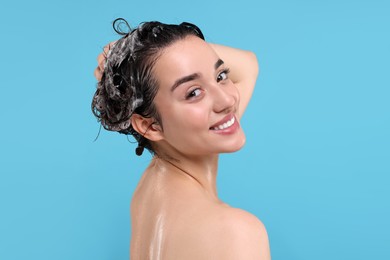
[152,36,245,156]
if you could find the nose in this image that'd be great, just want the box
[211,83,239,114]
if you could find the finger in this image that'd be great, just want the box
[102,45,110,57]
[99,41,118,70]
[94,67,103,81]
[107,40,117,49]
[97,53,106,71]
[102,40,117,56]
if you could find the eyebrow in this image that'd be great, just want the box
[214,58,224,70]
[170,59,225,92]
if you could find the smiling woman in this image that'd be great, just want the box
[92,18,270,260]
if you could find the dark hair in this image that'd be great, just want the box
[91,18,205,155]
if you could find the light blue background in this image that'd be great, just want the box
[1,0,389,259]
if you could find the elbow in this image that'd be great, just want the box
[247,51,259,78]
[250,52,260,77]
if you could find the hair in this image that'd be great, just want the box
[91,18,205,155]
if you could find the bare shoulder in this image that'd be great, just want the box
[215,207,271,260]
[222,207,266,230]
[168,205,271,260]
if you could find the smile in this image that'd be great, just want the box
[210,116,235,130]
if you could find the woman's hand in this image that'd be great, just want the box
[94,41,117,81]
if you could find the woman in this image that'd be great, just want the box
[93,19,270,259]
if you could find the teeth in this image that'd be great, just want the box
[212,117,235,130]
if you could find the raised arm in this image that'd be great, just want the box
[209,43,259,118]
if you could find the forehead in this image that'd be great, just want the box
[153,36,219,87]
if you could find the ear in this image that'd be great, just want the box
[130,114,164,142]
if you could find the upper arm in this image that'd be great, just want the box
[167,207,270,260]
[233,51,259,118]
[210,43,259,118]
[217,208,271,260]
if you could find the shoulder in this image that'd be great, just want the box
[169,206,270,260]
[214,207,271,260]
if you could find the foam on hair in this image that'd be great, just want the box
[91,18,205,155]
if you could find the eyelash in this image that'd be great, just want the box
[217,68,230,82]
[185,68,231,100]
[186,88,202,99]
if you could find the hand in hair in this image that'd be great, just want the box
[94,41,117,81]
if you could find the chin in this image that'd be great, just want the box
[220,134,246,154]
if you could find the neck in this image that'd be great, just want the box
[153,151,220,201]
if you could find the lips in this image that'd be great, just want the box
[209,114,236,130]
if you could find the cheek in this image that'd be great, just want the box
[185,106,209,128]
[163,104,210,135]
[230,83,240,102]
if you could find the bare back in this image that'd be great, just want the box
[130,160,270,260]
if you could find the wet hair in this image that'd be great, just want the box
[91,18,205,155]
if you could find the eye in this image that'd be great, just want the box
[186,88,202,99]
[217,68,230,82]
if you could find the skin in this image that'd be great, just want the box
[95,36,270,259]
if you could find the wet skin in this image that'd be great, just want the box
[129,36,270,259]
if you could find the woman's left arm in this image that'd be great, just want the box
[209,43,259,118]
